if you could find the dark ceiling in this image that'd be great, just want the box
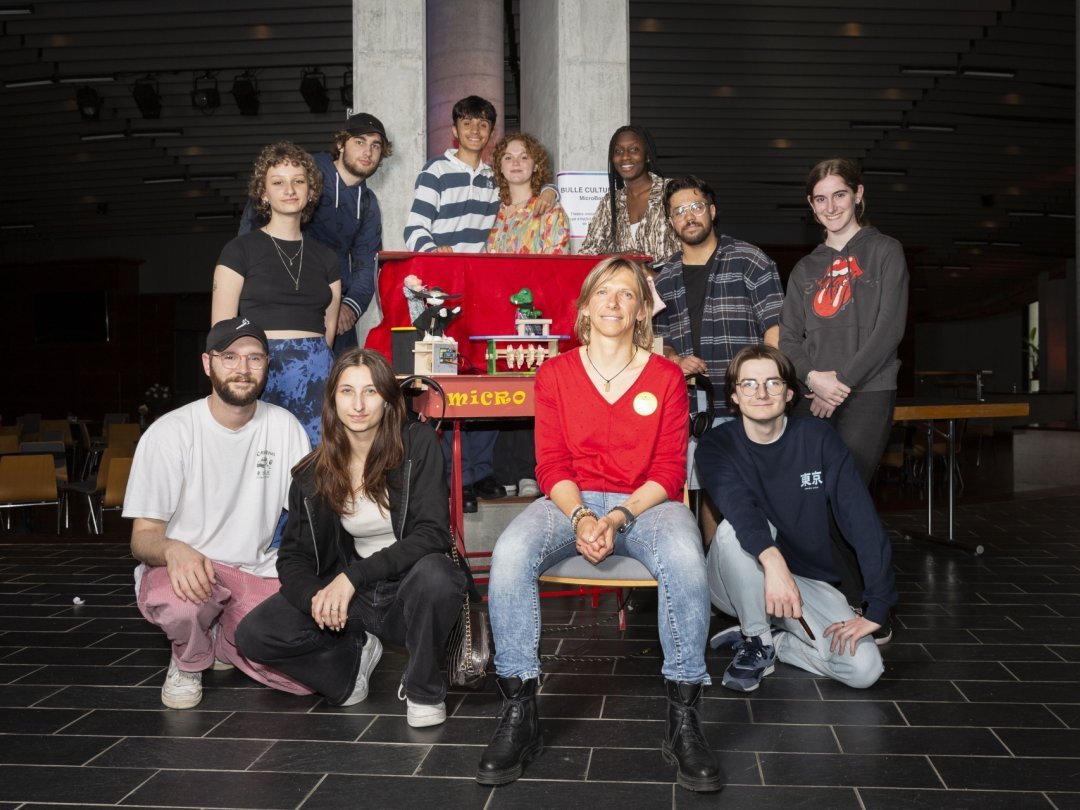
[2,0,1075,322]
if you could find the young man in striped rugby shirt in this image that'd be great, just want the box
[403,96,556,510]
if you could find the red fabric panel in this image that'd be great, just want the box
[366,252,603,372]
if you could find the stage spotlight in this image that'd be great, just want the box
[231,71,260,116]
[339,68,353,109]
[191,73,220,113]
[132,76,162,119]
[300,68,329,113]
[76,86,101,121]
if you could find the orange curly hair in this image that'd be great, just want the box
[490,132,554,205]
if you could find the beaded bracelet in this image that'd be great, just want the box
[570,505,597,534]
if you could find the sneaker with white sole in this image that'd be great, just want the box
[161,658,203,709]
[709,624,742,650]
[407,700,447,727]
[518,479,540,498]
[340,632,383,706]
[397,682,447,728]
[210,624,234,670]
[721,635,776,693]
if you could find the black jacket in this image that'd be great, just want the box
[276,421,451,613]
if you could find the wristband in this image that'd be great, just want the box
[609,506,636,534]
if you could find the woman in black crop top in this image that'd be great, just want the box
[213,142,341,444]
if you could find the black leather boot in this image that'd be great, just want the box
[475,676,543,785]
[662,680,724,792]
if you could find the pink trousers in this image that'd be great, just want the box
[137,562,312,695]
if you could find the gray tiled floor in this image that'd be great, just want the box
[0,491,1078,807]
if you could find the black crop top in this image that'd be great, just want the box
[217,230,337,334]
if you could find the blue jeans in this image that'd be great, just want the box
[488,492,711,684]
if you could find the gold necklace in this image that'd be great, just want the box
[586,345,637,393]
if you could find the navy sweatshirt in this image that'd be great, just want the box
[696,415,897,625]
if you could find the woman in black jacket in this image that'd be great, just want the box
[237,348,465,727]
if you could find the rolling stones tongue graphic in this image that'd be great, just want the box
[814,255,864,318]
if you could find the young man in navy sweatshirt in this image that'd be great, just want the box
[695,345,896,692]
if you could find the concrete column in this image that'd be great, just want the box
[354,0,427,253]
[426,0,504,158]
[519,0,629,180]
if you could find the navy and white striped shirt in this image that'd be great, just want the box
[403,149,498,253]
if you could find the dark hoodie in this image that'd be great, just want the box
[779,226,908,392]
[275,421,450,614]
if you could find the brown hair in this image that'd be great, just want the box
[248,142,322,223]
[805,157,867,228]
[574,256,654,351]
[724,345,801,417]
[490,132,553,205]
[295,348,406,514]
[331,130,393,160]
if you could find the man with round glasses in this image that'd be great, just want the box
[695,345,896,693]
[124,317,312,709]
[652,175,784,537]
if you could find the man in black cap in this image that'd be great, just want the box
[241,113,392,354]
[124,317,312,709]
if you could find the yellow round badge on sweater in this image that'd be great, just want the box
[633,392,658,416]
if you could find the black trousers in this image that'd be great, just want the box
[237,553,466,705]
[796,389,896,605]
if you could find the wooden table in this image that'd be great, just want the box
[892,399,1030,553]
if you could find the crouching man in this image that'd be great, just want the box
[123,317,312,708]
[696,345,896,692]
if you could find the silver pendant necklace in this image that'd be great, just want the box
[586,345,637,393]
[266,231,304,291]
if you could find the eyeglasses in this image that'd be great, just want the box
[736,378,787,396]
[670,201,708,219]
[211,351,268,370]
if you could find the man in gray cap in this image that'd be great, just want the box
[241,113,392,354]
[124,317,312,709]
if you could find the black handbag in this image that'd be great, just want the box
[445,538,491,689]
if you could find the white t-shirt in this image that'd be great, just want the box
[123,398,311,582]
[341,495,395,559]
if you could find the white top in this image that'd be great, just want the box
[124,398,311,582]
[342,495,395,559]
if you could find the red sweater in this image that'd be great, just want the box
[534,349,689,501]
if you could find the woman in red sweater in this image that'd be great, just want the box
[476,257,722,794]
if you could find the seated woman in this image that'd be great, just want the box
[236,349,466,727]
[486,131,570,255]
[579,126,678,264]
[476,258,723,793]
[213,142,341,445]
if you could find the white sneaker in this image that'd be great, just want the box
[407,700,447,728]
[161,658,203,709]
[518,478,540,498]
[397,681,446,727]
[210,624,234,670]
[502,482,518,496]
[340,632,382,706]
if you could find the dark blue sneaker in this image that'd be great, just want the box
[709,624,742,650]
[721,635,776,692]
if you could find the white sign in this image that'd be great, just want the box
[556,171,610,240]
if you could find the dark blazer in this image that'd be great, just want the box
[276,421,450,613]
